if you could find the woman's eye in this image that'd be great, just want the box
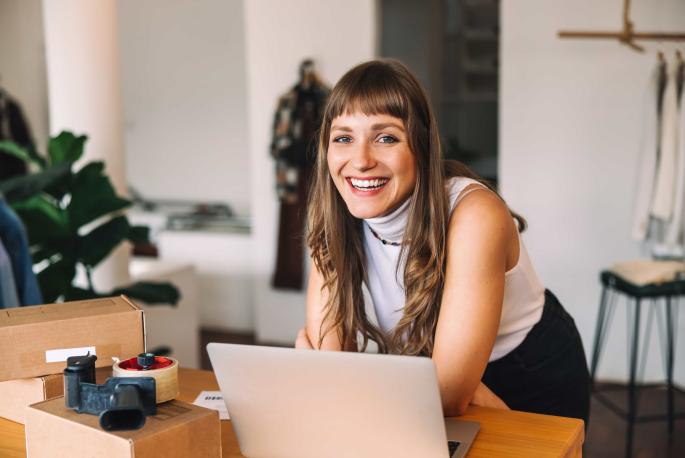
[378,135,398,144]
[332,136,352,143]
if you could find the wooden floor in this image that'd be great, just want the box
[585,383,685,458]
[200,329,685,457]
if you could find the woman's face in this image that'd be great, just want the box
[327,111,417,219]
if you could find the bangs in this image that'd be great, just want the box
[325,62,411,122]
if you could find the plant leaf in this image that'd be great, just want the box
[78,216,130,267]
[68,161,131,229]
[0,163,71,204]
[76,161,104,176]
[111,281,180,305]
[64,286,103,301]
[30,235,77,264]
[13,195,70,244]
[37,257,76,303]
[31,245,61,264]
[128,225,151,245]
[0,141,47,168]
[48,131,87,166]
[0,141,32,163]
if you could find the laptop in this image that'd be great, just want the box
[207,343,479,458]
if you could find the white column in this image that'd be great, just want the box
[42,0,129,291]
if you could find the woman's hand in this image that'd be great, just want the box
[295,327,314,349]
[470,382,510,410]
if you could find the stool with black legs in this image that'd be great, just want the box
[589,261,685,458]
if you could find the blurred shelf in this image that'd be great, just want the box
[462,29,499,42]
[441,93,497,104]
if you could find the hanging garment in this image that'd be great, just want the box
[676,56,684,101]
[651,62,679,220]
[664,71,685,247]
[270,80,329,203]
[273,164,313,290]
[632,63,662,240]
[270,62,329,290]
[0,197,42,306]
[0,239,20,308]
[0,88,34,181]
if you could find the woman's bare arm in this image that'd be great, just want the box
[304,260,350,350]
[432,187,516,416]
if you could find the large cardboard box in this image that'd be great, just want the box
[25,397,222,457]
[0,296,145,381]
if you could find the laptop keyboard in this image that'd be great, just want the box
[447,440,460,457]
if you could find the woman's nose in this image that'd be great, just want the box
[350,142,376,171]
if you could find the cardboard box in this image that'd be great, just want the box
[0,373,62,423]
[0,296,145,382]
[0,366,110,424]
[26,398,222,457]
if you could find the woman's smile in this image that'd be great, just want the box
[347,176,390,195]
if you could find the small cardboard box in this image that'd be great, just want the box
[26,398,222,457]
[0,366,110,424]
[0,373,62,423]
[0,296,145,382]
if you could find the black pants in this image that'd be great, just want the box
[483,290,591,423]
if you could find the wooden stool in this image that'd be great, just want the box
[589,266,685,457]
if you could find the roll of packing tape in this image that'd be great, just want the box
[113,355,179,403]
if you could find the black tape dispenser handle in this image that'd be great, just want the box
[64,353,97,409]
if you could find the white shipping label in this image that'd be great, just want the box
[45,346,97,363]
[193,391,230,420]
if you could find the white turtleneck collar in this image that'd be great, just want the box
[363,197,411,244]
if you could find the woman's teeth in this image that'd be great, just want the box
[350,178,388,190]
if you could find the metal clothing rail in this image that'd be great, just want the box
[558,0,685,52]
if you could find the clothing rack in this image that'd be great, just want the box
[558,0,685,52]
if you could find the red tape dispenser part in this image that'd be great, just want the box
[119,353,174,371]
[113,352,180,403]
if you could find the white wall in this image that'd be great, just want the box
[158,231,253,332]
[501,0,685,383]
[118,0,250,215]
[243,0,377,343]
[0,0,49,151]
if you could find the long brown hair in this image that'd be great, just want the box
[307,59,524,356]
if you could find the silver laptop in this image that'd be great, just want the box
[207,343,479,458]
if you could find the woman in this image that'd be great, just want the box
[296,59,590,421]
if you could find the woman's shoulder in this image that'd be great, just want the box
[445,177,514,241]
[445,176,488,210]
[443,175,521,273]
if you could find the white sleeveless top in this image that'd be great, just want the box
[363,177,545,361]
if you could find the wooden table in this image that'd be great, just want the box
[0,368,584,457]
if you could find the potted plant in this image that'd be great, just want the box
[0,131,179,304]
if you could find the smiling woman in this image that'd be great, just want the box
[300,59,590,423]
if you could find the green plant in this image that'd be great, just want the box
[0,131,179,304]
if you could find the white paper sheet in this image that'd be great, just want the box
[193,391,230,420]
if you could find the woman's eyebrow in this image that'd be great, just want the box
[370,122,404,131]
[330,122,404,132]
